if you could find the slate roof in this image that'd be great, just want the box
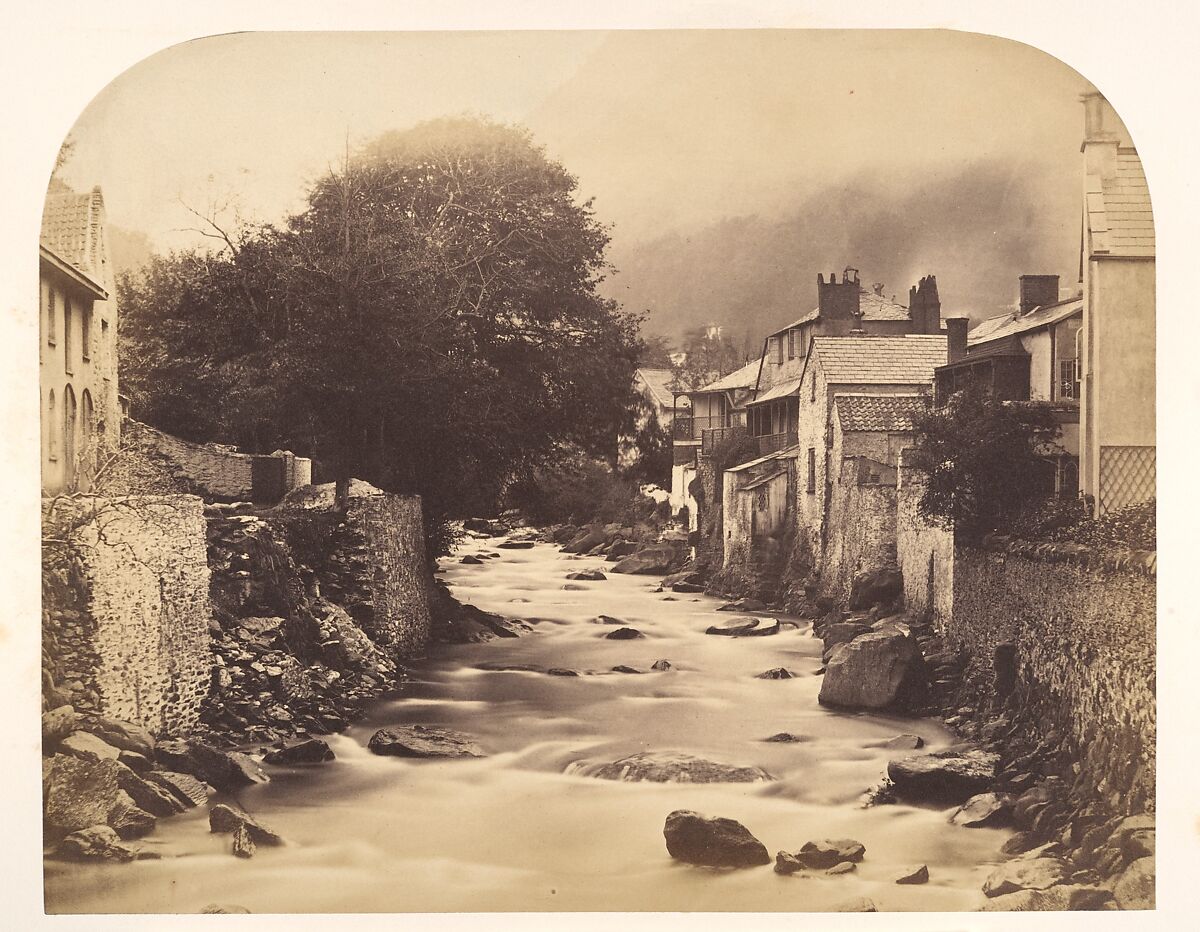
[810,334,948,386]
[41,185,108,286]
[1086,148,1154,258]
[834,394,928,433]
[967,296,1082,346]
[636,368,683,408]
[692,358,761,394]
[779,287,912,332]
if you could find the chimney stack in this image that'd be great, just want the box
[907,274,941,335]
[1019,275,1060,315]
[816,267,861,322]
[945,317,969,364]
[1081,88,1120,180]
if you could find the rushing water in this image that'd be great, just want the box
[46,536,1008,913]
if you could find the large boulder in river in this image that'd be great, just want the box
[887,749,999,805]
[663,810,771,868]
[263,738,335,765]
[818,630,925,710]
[209,803,284,846]
[44,754,121,834]
[564,526,609,554]
[847,564,903,611]
[611,545,681,575]
[368,725,485,759]
[85,716,156,757]
[790,838,866,869]
[591,752,772,783]
[154,740,268,793]
[981,857,1068,897]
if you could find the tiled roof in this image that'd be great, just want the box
[693,358,761,393]
[834,394,928,432]
[636,368,684,408]
[1086,148,1154,258]
[940,335,1030,371]
[811,334,948,386]
[779,287,912,332]
[967,296,1082,346]
[41,185,108,283]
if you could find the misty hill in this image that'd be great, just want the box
[602,157,1079,344]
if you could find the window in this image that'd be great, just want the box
[1059,359,1079,400]
[64,296,74,375]
[787,329,796,359]
[773,336,783,365]
[81,307,92,361]
[47,390,57,460]
[46,285,56,346]
[807,447,816,493]
[810,371,816,402]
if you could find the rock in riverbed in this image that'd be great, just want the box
[781,838,866,870]
[717,598,766,612]
[56,825,140,862]
[982,857,1068,897]
[755,667,795,680]
[210,802,284,846]
[950,792,1013,828]
[566,570,607,581]
[887,749,999,805]
[368,725,486,759]
[705,617,781,637]
[263,738,335,765]
[896,864,929,884]
[818,629,925,710]
[43,755,121,833]
[663,810,771,868]
[604,627,644,640]
[591,752,772,783]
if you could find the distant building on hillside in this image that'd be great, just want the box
[1079,89,1155,516]
[40,184,121,493]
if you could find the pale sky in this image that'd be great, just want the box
[60,30,1101,258]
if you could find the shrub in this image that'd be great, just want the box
[505,449,654,526]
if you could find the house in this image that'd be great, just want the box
[1079,89,1155,515]
[667,358,758,520]
[40,184,121,493]
[935,275,1083,495]
[747,269,944,457]
[618,367,689,470]
[723,331,946,593]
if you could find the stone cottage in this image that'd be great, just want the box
[40,183,121,493]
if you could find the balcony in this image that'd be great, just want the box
[672,415,743,442]
[754,431,799,456]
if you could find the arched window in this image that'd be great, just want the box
[63,384,77,487]
[47,390,57,460]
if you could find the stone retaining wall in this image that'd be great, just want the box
[944,540,1155,815]
[822,458,897,603]
[42,495,213,736]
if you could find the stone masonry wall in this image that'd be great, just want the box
[126,420,312,505]
[943,541,1156,816]
[896,459,954,624]
[822,461,897,604]
[42,495,213,736]
[320,491,432,657]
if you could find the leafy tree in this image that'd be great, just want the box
[119,117,643,552]
[908,388,1063,542]
[670,326,751,390]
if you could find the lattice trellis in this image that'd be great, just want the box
[1099,445,1156,514]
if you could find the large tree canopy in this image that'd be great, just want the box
[120,118,642,546]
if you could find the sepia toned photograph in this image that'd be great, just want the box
[31,23,1158,917]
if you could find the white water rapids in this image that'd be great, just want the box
[45,536,1007,913]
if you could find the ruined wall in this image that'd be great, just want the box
[126,421,313,504]
[943,539,1156,815]
[42,495,213,736]
[896,458,955,624]
[325,493,432,656]
[822,459,897,603]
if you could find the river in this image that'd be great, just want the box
[45,535,1006,913]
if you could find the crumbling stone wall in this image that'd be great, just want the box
[896,458,954,624]
[42,495,213,736]
[822,459,897,604]
[126,421,312,504]
[325,494,432,656]
[944,540,1155,816]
